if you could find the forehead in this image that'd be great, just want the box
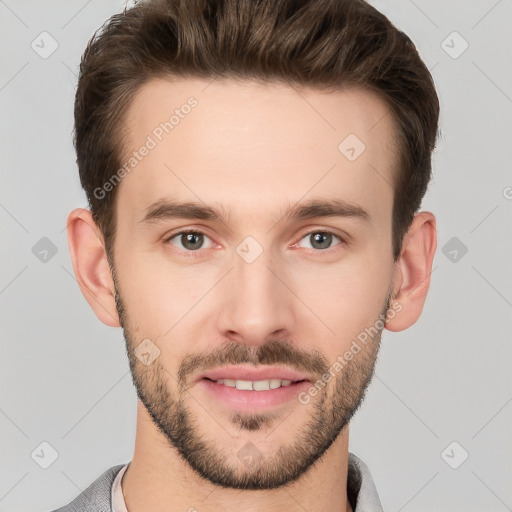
[117,77,396,229]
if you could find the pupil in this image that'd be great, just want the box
[312,232,331,249]
[183,232,202,250]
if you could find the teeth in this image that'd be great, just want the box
[215,379,294,391]
[235,380,253,391]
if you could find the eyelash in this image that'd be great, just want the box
[164,229,345,258]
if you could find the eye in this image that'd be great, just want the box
[165,230,214,252]
[164,229,344,256]
[296,230,343,251]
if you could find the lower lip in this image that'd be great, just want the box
[198,379,310,411]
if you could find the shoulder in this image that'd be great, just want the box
[47,464,126,512]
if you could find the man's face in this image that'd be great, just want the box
[111,78,398,489]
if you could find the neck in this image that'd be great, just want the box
[122,402,353,512]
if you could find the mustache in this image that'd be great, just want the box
[177,339,330,392]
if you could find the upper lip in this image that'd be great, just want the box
[196,365,312,383]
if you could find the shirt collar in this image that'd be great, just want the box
[347,452,384,511]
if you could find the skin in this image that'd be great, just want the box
[67,77,436,512]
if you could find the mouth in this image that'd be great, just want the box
[202,377,308,391]
[194,366,312,411]
[195,364,312,384]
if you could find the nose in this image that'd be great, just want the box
[215,244,297,347]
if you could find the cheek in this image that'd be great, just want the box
[292,255,392,347]
[115,249,217,335]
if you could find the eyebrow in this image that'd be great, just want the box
[139,198,371,227]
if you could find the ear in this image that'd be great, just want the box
[385,211,437,332]
[66,208,121,327]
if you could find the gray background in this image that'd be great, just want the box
[1,1,511,511]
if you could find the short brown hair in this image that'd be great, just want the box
[74,0,439,261]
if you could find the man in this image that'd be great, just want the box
[53,0,439,510]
